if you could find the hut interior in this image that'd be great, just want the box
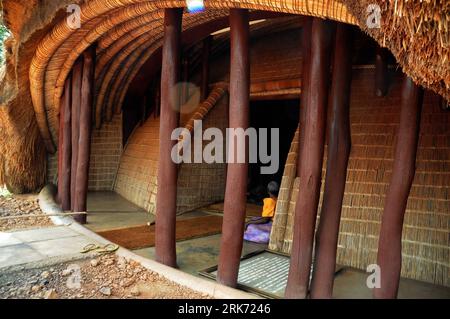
[0,0,449,299]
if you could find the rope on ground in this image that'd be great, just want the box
[0,212,88,220]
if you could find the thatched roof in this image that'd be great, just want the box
[338,0,449,108]
[0,0,448,192]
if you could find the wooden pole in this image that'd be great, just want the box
[217,8,250,288]
[297,17,312,177]
[310,24,353,299]
[57,74,72,211]
[70,59,83,211]
[73,46,96,224]
[155,8,183,268]
[375,47,389,97]
[201,36,212,101]
[285,18,333,299]
[374,76,423,299]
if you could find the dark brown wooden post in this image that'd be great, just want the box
[201,36,212,101]
[70,59,83,211]
[297,17,312,177]
[375,47,389,97]
[73,47,96,224]
[374,76,423,299]
[155,8,183,268]
[217,8,250,288]
[310,24,353,299]
[285,18,333,299]
[181,57,189,105]
[57,74,72,211]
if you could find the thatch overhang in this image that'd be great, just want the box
[0,0,448,192]
[337,0,449,107]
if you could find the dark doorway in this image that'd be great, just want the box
[247,99,299,204]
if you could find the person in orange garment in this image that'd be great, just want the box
[245,181,279,230]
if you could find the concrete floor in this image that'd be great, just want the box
[333,268,450,299]
[85,192,151,232]
[87,191,450,299]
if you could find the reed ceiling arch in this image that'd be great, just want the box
[95,10,228,128]
[28,0,357,153]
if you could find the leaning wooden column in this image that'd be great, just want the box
[57,74,72,211]
[375,47,389,97]
[285,18,333,299]
[310,24,353,299]
[297,17,312,177]
[155,8,183,268]
[70,59,83,211]
[200,36,212,101]
[217,9,250,287]
[374,76,423,299]
[181,57,189,105]
[73,47,96,224]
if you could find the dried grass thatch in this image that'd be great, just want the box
[337,0,450,103]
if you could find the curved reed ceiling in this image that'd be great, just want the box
[28,0,357,153]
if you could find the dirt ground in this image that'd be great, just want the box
[0,254,211,299]
[0,193,212,299]
[0,194,53,232]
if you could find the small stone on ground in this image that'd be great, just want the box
[0,194,52,232]
[0,254,211,299]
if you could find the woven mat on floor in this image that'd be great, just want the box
[97,215,223,250]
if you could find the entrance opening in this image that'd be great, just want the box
[247,98,299,205]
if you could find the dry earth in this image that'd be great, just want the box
[0,254,211,299]
[0,193,212,299]
[0,194,53,231]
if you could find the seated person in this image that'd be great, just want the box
[244,181,279,244]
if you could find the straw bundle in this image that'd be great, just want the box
[183,83,228,131]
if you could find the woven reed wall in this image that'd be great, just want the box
[208,28,302,86]
[47,114,123,191]
[269,68,450,287]
[250,28,302,84]
[177,91,228,213]
[114,115,160,212]
[88,114,123,190]
[114,89,228,214]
